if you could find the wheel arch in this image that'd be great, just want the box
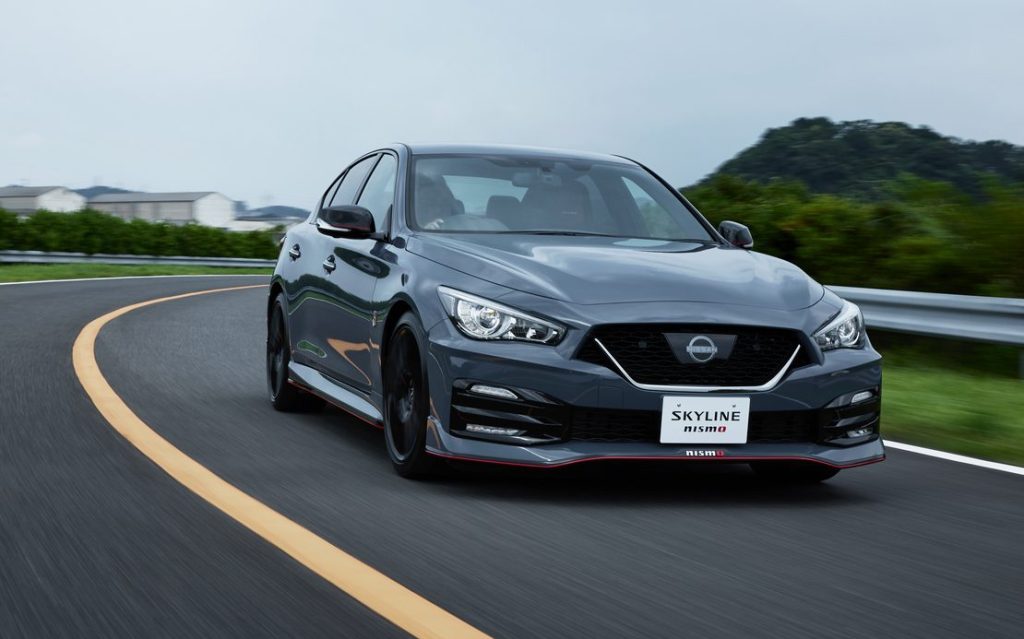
[267,278,286,325]
[379,296,419,363]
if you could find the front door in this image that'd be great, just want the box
[308,152,397,394]
[295,153,378,385]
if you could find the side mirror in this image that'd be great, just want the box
[718,220,753,249]
[317,205,375,238]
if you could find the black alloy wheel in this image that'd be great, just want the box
[383,313,439,477]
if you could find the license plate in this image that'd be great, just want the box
[660,396,750,444]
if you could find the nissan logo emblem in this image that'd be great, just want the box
[685,335,718,363]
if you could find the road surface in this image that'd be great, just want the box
[1,276,1021,637]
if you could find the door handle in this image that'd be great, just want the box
[288,244,301,260]
[322,255,336,273]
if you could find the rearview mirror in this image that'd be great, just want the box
[718,220,753,249]
[317,205,375,238]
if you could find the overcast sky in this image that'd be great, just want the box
[2,0,1022,209]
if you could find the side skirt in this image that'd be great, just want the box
[288,361,384,427]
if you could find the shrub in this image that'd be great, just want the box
[684,174,1024,297]
[0,208,278,259]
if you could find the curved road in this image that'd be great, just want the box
[1,276,1021,638]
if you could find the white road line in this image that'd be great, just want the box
[0,274,267,286]
[885,440,1024,476]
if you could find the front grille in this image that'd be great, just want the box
[577,324,803,387]
[571,409,819,443]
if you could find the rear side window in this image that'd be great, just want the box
[330,155,378,207]
[357,154,397,230]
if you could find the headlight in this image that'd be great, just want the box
[437,286,564,344]
[814,300,865,350]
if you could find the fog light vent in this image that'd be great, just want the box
[465,424,525,436]
[469,384,518,400]
[850,390,874,404]
[846,427,873,438]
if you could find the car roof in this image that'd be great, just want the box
[400,143,636,165]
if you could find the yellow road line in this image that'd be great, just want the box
[72,285,491,639]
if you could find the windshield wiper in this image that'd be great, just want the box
[512,231,626,238]
[511,231,717,243]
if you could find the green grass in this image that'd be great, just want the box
[0,263,272,283]
[883,364,1024,466]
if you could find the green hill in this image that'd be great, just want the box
[683,118,1024,297]
[700,117,1024,199]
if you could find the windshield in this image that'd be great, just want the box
[409,155,714,242]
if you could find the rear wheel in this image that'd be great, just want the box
[267,296,324,412]
[750,462,840,483]
[383,313,440,478]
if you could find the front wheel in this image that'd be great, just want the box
[750,462,840,483]
[383,313,440,478]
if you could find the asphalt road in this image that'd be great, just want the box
[1,276,1021,638]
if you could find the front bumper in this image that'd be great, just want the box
[422,319,885,469]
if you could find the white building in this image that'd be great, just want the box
[0,186,86,215]
[88,192,235,227]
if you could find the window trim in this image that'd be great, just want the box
[331,153,380,209]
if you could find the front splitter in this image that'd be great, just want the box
[424,418,885,469]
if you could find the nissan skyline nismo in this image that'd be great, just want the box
[266,144,884,481]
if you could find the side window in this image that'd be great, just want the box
[329,155,378,207]
[356,154,397,230]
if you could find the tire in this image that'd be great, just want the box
[267,295,325,413]
[750,461,840,483]
[383,312,440,478]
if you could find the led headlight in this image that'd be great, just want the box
[814,300,865,351]
[438,286,564,344]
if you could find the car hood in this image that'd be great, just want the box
[408,234,825,310]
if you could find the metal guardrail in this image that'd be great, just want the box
[831,286,1024,347]
[0,250,276,268]
[832,285,1024,379]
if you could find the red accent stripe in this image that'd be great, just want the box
[287,379,384,429]
[426,450,885,470]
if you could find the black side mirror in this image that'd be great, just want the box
[317,205,375,238]
[718,220,753,249]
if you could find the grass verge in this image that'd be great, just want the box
[883,364,1024,466]
[0,263,272,283]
